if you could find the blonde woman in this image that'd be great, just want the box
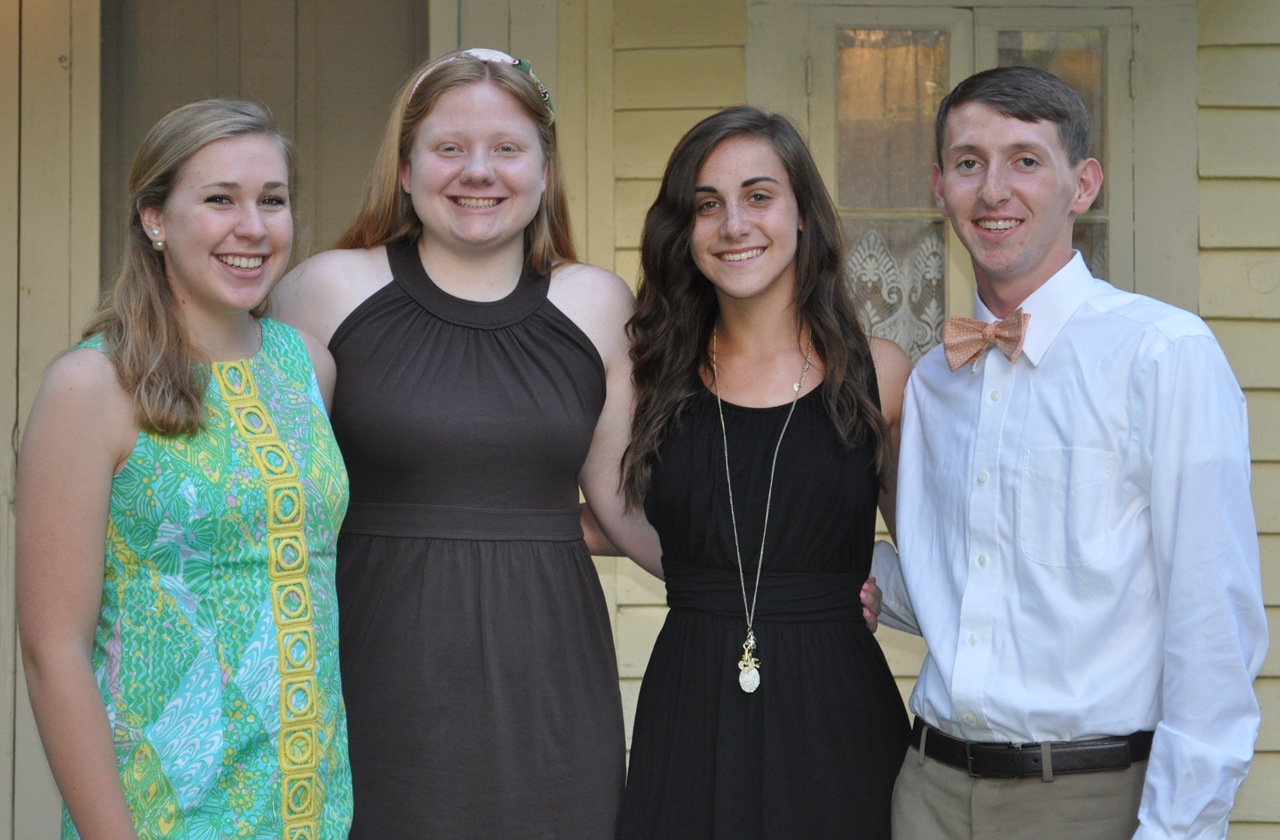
[272,49,660,837]
[17,100,351,838]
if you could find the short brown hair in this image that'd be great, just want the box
[935,66,1092,166]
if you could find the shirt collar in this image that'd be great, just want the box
[972,251,1099,367]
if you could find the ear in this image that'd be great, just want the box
[1071,158,1104,214]
[140,205,164,244]
[931,163,950,219]
[399,159,413,195]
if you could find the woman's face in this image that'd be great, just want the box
[401,81,547,258]
[142,132,293,320]
[690,135,802,307]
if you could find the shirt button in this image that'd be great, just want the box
[968,634,979,645]
[978,555,988,567]
[978,471,990,484]
[990,390,1002,402]
[965,713,977,725]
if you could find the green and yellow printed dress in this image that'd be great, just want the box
[66,319,352,840]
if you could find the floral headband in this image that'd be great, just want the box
[409,48,554,124]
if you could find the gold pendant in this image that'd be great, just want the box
[738,633,761,693]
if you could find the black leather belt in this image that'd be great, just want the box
[911,718,1153,779]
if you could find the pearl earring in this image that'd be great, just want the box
[150,229,165,251]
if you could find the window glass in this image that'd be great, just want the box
[838,29,949,361]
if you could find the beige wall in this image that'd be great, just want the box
[1199,1,1280,835]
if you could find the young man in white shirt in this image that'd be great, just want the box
[875,65,1267,839]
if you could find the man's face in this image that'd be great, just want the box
[932,101,1102,298]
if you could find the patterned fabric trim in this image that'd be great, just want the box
[212,359,321,840]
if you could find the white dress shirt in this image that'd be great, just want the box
[875,253,1267,839]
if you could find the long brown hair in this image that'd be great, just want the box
[334,50,576,274]
[622,106,887,508]
[83,99,295,436]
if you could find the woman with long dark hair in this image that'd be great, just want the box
[17,99,351,838]
[618,106,911,838]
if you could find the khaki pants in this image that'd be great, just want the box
[891,745,1147,840]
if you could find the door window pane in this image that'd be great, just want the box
[845,219,947,363]
[837,29,948,210]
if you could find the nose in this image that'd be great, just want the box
[236,204,269,241]
[460,149,496,184]
[977,163,1011,207]
[722,199,750,239]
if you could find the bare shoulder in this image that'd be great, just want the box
[27,347,136,466]
[868,337,912,420]
[271,246,393,345]
[547,262,636,363]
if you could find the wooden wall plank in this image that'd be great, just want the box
[615,47,745,110]
[615,109,719,179]
[1200,181,1280,249]
[1255,677,1280,751]
[614,248,640,290]
[592,556,618,638]
[1261,606,1280,677]
[584,0,613,268]
[429,0,460,58]
[614,0,745,49]
[558,0,588,257]
[1234,752,1280,822]
[0,0,17,831]
[1201,251,1280,319]
[615,558,665,606]
[462,0,509,51]
[1199,0,1280,47]
[1262,535,1280,605]
[877,627,927,678]
[510,0,558,102]
[1255,463,1280,534]
[1200,109,1280,178]
[1200,47,1280,107]
[1227,824,1280,839]
[614,179,659,248]
[68,0,99,330]
[238,1,298,138]
[616,605,666,678]
[620,677,641,747]
[1248,392,1280,461]
[1207,319,1280,388]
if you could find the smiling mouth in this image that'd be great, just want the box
[720,248,764,262]
[453,197,502,208]
[218,255,264,269]
[975,219,1021,231]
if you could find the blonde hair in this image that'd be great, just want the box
[83,98,295,436]
[335,50,576,273]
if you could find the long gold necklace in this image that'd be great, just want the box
[711,325,813,693]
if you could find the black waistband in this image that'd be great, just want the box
[663,561,866,622]
[911,718,1154,779]
[341,502,583,541]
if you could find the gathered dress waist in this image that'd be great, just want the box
[341,501,583,541]
[663,560,867,622]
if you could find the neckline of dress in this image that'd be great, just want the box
[387,238,548,330]
[704,381,824,413]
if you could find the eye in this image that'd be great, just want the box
[956,159,979,171]
[1017,156,1039,168]
[205,194,233,205]
[497,143,519,153]
[696,198,721,214]
[261,195,288,207]
[747,191,771,204]
[438,143,462,154]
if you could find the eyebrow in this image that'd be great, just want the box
[694,175,781,193]
[948,142,1050,157]
[197,181,289,190]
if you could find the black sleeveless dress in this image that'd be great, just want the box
[618,382,909,839]
[329,240,625,838]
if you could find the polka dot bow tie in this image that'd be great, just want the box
[942,309,1031,371]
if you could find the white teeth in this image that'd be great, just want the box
[456,197,500,208]
[218,255,264,269]
[976,219,1020,231]
[721,248,764,262]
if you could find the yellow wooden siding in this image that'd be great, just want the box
[613,0,745,50]
[1199,1,1280,829]
[1200,252,1280,320]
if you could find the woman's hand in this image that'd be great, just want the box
[16,349,142,840]
[861,576,882,633]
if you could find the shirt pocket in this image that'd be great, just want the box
[1018,447,1115,567]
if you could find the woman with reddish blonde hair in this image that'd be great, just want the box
[273,49,661,837]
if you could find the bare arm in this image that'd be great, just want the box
[869,337,911,543]
[16,349,141,840]
[297,327,337,412]
[550,264,664,578]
